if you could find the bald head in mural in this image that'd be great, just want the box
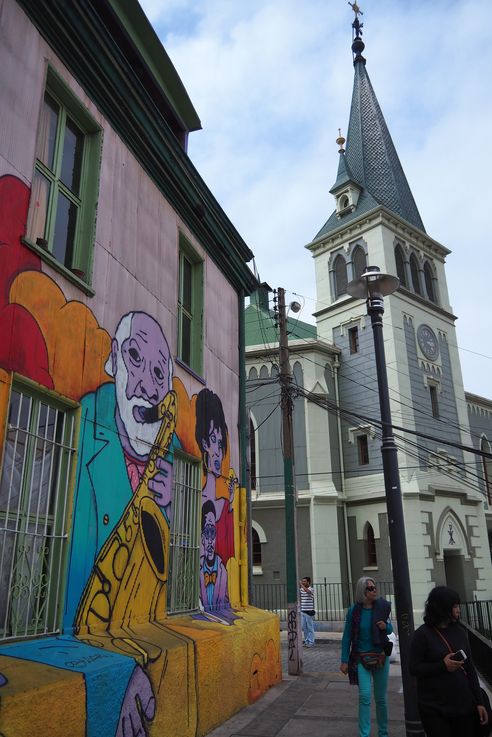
[105,311,176,514]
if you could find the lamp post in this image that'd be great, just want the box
[346,266,424,737]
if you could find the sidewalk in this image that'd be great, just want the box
[206,631,406,736]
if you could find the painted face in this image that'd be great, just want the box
[114,313,171,457]
[202,510,216,564]
[202,422,224,478]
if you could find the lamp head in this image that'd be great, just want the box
[289,301,302,314]
[346,265,399,300]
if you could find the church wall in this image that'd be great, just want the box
[0,2,280,735]
[251,504,312,585]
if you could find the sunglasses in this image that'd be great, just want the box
[366,586,377,592]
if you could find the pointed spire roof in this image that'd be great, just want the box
[315,14,425,239]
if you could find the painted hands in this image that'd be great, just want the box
[148,456,172,512]
[116,666,155,737]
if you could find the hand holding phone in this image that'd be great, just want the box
[450,649,467,662]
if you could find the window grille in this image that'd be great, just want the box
[0,387,76,640]
[167,455,201,614]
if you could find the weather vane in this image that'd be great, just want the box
[348,2,363,37]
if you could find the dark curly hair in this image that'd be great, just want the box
[423,586,460,627]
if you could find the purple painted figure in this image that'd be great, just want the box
[199,501,229,611]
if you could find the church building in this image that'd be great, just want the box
[246,12,492,615]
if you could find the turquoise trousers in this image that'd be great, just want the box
[357,656,390,737]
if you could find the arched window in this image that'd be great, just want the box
[366,523,377,567]
[395,245,407,287]
[352,246,367,280]
[252,527,262,569]
[249,418,256,491]
[334,254,348,298]
[481,437,492,505]
[424,261,436,303]
[410,253,421,295]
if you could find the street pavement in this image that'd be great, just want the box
[206,632,407,736]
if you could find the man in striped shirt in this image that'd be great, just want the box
[300,577,315,647]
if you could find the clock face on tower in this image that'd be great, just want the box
[417,324,439,361]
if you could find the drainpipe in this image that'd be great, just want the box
[334,355,352,590]
[238,288,251,606]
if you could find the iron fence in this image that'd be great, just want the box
[252,579,394,622]
[461,599,492,641]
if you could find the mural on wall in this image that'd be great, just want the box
[0,173,281,737]
[195,388,236,612]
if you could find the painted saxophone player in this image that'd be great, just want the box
[64,311,180,632]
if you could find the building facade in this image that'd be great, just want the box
[247,20,492,615]
[0,2,280,736]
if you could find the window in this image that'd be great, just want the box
[424,262,436,303]
[26,68,101,283]
[352,246,367,280]
[177,237,204,374]
[334,254,348,298]
[249,418,257,491]
[429,384,439,419]
[357,434,369,465]
[395,245,407,288]
[167,455,201,613]
[481,437,492,505]
[366,524,377,567]
[0,385,76,640]
[348,326,359,354]
[410,253,421,295]
[252,527,262,569]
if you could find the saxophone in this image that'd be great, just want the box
[74,390,177,636]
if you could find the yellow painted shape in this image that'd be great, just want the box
[0,655,85,737]
[9,271,111,400]
[167,607,281,736]
[77,620,198,737]
[0,369,12,462]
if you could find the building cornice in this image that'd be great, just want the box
[17,0,258,294]
[306,206,450,261]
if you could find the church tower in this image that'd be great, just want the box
[306,10,492,607]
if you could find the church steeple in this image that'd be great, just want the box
[316,8,425,238]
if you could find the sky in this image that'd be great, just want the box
[141,0,492,399]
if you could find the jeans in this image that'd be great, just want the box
[419,710,477,737]
[357,656,389,737]
[301,611,315,645]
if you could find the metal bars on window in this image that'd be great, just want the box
[0,388,76,640]
[167,456,201,614]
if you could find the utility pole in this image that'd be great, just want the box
[277,287,303,675]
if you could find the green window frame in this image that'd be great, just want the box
[25,67,102,285]
[177,236,203,374]
[0,383,77,641]
[167,454,201,614]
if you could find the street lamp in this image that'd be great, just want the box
[347,266,424,737]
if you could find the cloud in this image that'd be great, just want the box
[142,0,492,397]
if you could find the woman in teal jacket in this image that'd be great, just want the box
[340,576,393,737]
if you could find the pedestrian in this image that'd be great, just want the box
[299,576,315,647]
[409,585,489,737]
[340,576,393,737]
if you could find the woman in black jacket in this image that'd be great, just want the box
[409,586,488,737]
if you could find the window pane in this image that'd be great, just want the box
[180,314,191,365]
[26,171,51,246]
[334,255,348,297]
[410,255,421,294]
[60,117,84,195]
[36,94,59,171]
[182,257,193,312]
[353,248,366,279]
[424,263,435,302]
[395,247,407,287]
[52,192,77,267]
